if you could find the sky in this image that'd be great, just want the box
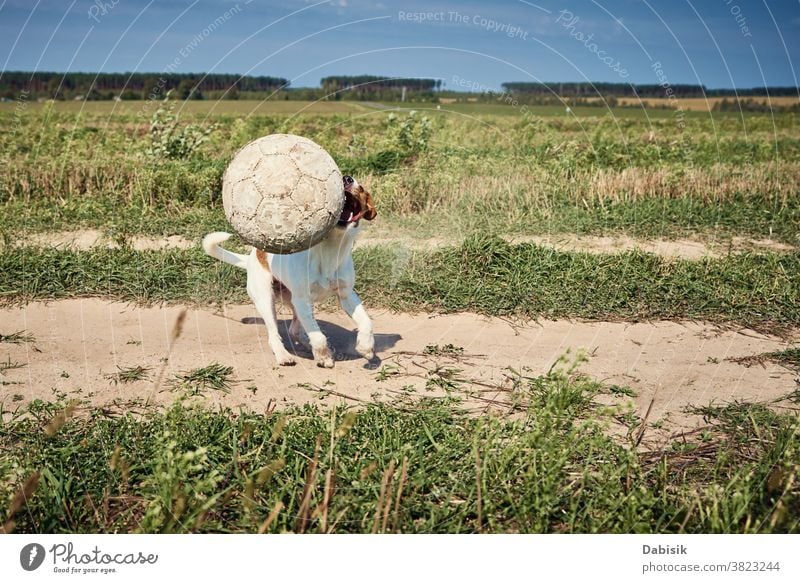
[1,0,798,91]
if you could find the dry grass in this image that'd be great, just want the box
[613,96,800,111]
[587,163,796,203]
[369,162,800,214]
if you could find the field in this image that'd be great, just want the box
[1,99,798,533]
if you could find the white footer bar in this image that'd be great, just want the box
[2,534,797,582]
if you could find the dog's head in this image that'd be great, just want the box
[338,175,376,228]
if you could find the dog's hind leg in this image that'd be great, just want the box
[247,264,296,366]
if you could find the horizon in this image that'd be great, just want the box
[3,69,798,94]
[1,1,798,94]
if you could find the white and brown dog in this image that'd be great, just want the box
[202,176,377,368]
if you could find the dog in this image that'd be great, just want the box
[202,176,377,368]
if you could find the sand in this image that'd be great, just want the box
[1,299,796,445]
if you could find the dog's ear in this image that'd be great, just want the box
[362,187,377,220]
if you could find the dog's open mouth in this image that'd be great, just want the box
[338,192,365,226]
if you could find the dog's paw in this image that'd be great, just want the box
[316,355,335,368]
[275,353,296,366]
[317,358,334,368]
[314,345,335,368]
[356,334,375,360]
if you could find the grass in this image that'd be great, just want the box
[169,363,237,396]
[1,238,798,332]
[363,236,800,330]
[106,365,151,385]
[1,102,796,535]
[3,184,799,246]
[1,363,797,534]
[2,106,799,247]
[0,330,35,344]
[762,348,800,370]
[0,99,363,116]
[730,348,800,371]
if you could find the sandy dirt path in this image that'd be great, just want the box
[1,300,796,443]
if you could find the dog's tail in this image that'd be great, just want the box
[202,232,249,269]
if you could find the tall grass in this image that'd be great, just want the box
[2,363,797,533]
[2,108,798,245]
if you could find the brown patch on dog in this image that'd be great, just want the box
[256,248,291,302]
[255,249,271,273]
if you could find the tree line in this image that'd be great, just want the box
[501,82,798,98]
[320,76,441,100]
[1,72,795,102]
[0,72,288,101]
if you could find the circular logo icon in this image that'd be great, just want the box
[20,543,46,571]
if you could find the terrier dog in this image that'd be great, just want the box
[202,176,376,367]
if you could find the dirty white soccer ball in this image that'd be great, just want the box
[222,134,344,253]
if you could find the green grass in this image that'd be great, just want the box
[169,363,237,396]
[2,363,797,533]
[363,236,800,331]
[1,237,797,332]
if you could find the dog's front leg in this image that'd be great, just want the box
[339,290,375,360]
[291,297,334,368]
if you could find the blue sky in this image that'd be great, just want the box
[1,0,798,90]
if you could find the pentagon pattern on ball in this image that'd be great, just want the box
[222,134,344,254]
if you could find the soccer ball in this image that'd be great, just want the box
[222,134,344,253]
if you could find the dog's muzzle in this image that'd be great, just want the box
[338,192,366,226]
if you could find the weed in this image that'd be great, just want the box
[147,94,215,161]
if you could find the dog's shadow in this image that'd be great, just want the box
[241,316,401,368]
